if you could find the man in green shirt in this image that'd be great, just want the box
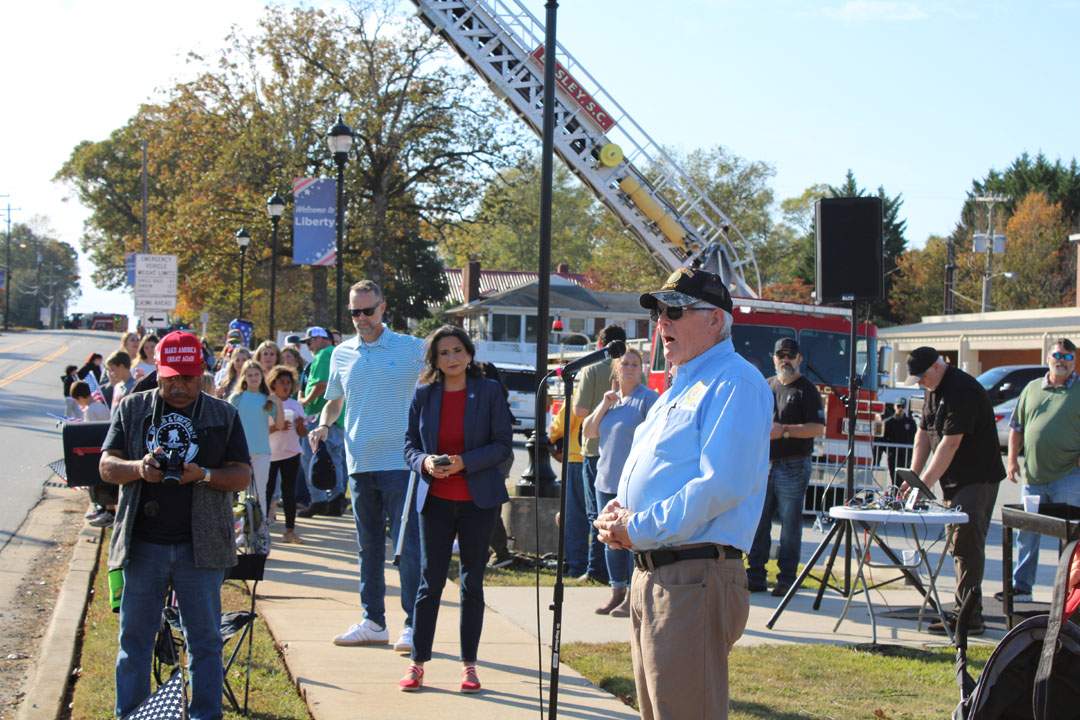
[298,326,346,516]
[1000,338,1080,603]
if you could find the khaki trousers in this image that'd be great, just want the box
[630,553,749,720]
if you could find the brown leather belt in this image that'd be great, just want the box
[633,544,742,571]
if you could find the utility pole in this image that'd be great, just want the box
[973,193,1009,312]
[944,237,956,315]
[2,198,22,331]
[141,139,149,253]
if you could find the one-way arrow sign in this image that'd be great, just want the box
[143,314,169,329]
[148,315,166,323]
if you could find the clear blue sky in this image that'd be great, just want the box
[1,0,1075,317]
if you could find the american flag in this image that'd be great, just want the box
[123,668,187,719]
[86,371,107,405]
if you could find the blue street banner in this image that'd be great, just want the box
[293,178,336,266]
[125,252,136,286]
[0,267,5,291]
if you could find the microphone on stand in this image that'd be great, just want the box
[557,340,626,377]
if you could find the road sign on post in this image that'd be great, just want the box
[134,254,177,313]
[143,314,170,330]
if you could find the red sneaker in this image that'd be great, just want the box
[398,664,424,692]
[461,665,481,694]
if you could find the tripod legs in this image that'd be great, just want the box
[767,519,842,629]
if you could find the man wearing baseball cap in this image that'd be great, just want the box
[594,267,771,719]
[880,396,917,479]
[99,331,253,719]
[297,326,347,516]
[904,346,1004,635]
[747,337,824,597]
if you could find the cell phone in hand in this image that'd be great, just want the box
[432,454,452,466]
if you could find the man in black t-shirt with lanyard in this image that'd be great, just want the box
[100,331,252,719]
[903,346,1005,636]
[747,338,825,596]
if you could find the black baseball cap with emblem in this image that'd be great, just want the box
[906,346,939,381]
[775,338,799,355]
[639,268,734,313]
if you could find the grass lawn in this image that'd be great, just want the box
[562,641,993,720]
[68,531,310,720]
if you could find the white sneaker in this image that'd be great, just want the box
[394,626,413,653]
[332,619,389,646]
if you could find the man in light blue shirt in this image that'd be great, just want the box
[310,280,425,653]
[596,268,771,720]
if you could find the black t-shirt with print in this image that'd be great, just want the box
[768,374,824,460]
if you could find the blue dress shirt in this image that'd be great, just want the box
[617,338,772,552]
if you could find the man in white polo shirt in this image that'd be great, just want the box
[309,280,425,652]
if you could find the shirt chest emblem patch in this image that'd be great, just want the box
[682,381,707,410]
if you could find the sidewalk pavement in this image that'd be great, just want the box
[260,511,1006,720]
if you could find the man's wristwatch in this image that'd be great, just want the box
[198,469,212,486]
[781,426,791,439]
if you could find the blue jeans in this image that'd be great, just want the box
[295,436,312,508]
[411,495,497,663]
[582,455,609,582]
[562,462,589,577]
[115,540,225,720]
[747,456,811,588]
[596,489,632,589]
[349,470,420,630]
[310,424,347,503]
[1014,468,1080,593]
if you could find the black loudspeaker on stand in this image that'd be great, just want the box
[815,197,884,304]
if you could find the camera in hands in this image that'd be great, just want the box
[155,447,185,487]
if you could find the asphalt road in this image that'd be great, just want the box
[0,328,121,546]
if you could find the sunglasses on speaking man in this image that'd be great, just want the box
[1052,351,1075,361]
[348,306,379,318]
[775,351,798,360]
[649,305,710,323]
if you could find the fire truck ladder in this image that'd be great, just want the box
[410,0,761,298]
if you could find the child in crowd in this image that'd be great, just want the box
[228,360,283,513]
[266,365,307,543]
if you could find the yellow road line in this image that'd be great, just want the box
[0,344,71,388]
[0,337,61,355]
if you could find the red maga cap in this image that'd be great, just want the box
[155,331,205,377]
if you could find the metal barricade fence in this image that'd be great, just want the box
[804,439,915,515]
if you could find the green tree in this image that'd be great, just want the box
[56,2,513,336]
[2,223,80,328]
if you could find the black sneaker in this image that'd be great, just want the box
[928,614,985,636]
[325,496,344,517]
[993,589,1033,604]
[748,583,768,593]
[770,584,792,597]
[298,501,327,518]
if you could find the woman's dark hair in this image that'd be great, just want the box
[420,325,484,385]
[65,364,78,375]
[84,352,103,365]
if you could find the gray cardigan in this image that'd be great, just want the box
[105,390,250,570]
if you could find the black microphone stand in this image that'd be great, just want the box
[546,369,574,720]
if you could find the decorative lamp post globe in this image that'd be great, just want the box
[236,226,251,320]
[326,114,353,332]
[266,192,286,338]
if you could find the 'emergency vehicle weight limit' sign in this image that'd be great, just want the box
[134,254,178,313]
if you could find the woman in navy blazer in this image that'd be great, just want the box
[399,325,512,694]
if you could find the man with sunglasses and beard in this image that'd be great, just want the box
[999,339,1080,606]
[747,338,824,598]
[594,268,771,720]
[309,280,425,654]
[99,331,252,720]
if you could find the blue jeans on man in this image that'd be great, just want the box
[562,462,589,577]
[115,540,225,720]
[310,423,347,504]
[582,455,610,583]
[349,469,420,630]
[1013,467,1080,594]
[747,455,812,589]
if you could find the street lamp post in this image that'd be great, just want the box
[326,114,353,332]
[236,227,250,319]
[266,192,286,339]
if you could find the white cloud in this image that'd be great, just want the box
[824,1,929,22]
